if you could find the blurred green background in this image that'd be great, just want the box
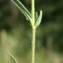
[0,0,63,63]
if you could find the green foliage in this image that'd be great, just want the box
[6,51,18,63]
[0,0,63,63]
[35,10,43,28]
[11,0,42,63]
[11,0,42,28]
[11,0,32,24]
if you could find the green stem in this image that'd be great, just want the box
[31,0,36,63]
[31,0,35,24]
[32,27,36,63]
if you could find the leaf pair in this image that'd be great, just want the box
[11,0,43,28]
[35,10,42,28]
[11,0,32,24]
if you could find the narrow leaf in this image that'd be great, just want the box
[11,0,32,22]
[35,10,43,28]
[12,0,31,17]
[35,12,38,21]
[6,51,18,63]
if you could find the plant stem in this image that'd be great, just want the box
[32,27,36,63]
[31,0,36,63]
[31,0,35,24]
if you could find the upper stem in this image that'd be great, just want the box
[31,0,35,25]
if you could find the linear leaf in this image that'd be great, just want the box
[35,10,43,28]
[35,12,38,21]
[6,51,18,63]
[11,0,32,21]
[12,0,31,17]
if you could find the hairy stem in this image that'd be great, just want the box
[31,0,36,63]
[31,0,35,24]
[32,27,36,63]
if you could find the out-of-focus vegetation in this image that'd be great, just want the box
[0,0,63,63]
